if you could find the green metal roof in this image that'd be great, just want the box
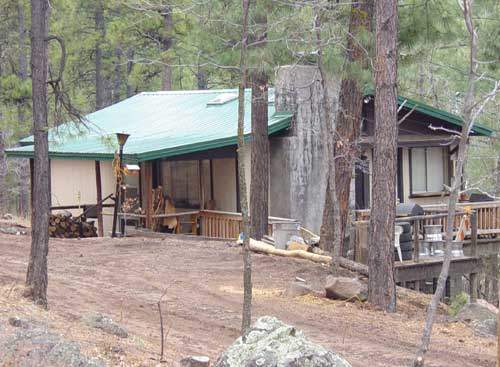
[6,89,293,162]
[364,90,493,137]
[7,88,492,162]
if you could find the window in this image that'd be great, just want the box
[410,147,446,194]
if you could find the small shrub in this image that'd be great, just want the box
[449,292,468,317]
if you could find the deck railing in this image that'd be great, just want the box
[355,201,500,237]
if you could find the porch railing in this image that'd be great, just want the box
[199,210,298,239]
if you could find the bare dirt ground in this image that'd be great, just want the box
[0,233,496,367]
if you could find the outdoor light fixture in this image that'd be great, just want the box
[116,132,130,147]
[112,132,131,238]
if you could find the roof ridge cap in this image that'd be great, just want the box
[139,89,239,96]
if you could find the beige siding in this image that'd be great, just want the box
[212,158,237,212]
[50,159,115,234]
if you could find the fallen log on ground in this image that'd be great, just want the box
[248,239,368,276]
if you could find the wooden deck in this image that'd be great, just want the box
[394,256,480,283]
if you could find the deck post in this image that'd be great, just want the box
[141,161,153,229]
[413,219,420,262]
[95,161,104,237]
[470,273,478,302]
[471,211,478,257]
[470,211,478,302]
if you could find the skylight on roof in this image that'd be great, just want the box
[206,93,238,105]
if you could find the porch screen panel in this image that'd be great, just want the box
[169,160,200,208]
[427,147,444,192]
[411,148,426,193]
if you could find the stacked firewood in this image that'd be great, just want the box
[48,212,97,238]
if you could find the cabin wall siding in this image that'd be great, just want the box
[50,159,115,234]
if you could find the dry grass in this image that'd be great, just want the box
[0,284,160,366]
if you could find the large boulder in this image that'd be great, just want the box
[325,276,367,302]
[1,319,104,367]
[454,302,497,337]
[214,316,351,367]
[84,313,128,338]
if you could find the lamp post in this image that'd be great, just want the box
[111,132,130,237]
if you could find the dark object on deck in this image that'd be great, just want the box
[468,193,494,202]
[396,203,424,217]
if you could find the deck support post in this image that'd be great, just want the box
[470,211,478,303]
[413,219,420,262]
[470,273,478,302]
[141,161,153,229]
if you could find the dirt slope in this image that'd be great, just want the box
[0,233,495,366]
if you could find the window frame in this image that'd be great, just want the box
[409,146,449,197]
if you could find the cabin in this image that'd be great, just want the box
[6,65,495,241]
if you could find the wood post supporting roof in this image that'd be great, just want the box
[95,161,104,237]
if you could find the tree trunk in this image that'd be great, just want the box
[250,71,269,240]
[319,180,334,252]
[125,48,135,97]
[368,0,397,312]
[332,0,373,256]
[17,0,30,218]
[0,131,7,214]
[26,0,50,308]
[249,8,269,241]
[113,46,123,103]
[196,69,208,90]
[413,2,496,364]
[161,5,173,91]
[314,0,341,262]
[497,277,500,367]
[495,157,500,198]
[95,0,106,110]
[238,0,252,336]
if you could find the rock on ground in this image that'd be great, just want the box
[325,276,367,302]
[1,317,104,367]
[214,316,351,367]
[180,355,210,367]
[285,281,315,297]
[454,302,497,337]
[84,312,128,338]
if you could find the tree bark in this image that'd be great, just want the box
[160,5,173,91]
[314,0,341,263]
[413,1,497,365]
[249,8,269,241]
[238,0,252,336]
[113,46,123,103]
[332,0,373,255]
[319,180,334,252]
[196,69,208,90]
[497,277,500,367]
[495,157,500,198]
[125,48,135,97]
[26,0,50,308]
[250,71,269,240]
[368,0,397,312]
[95,0,106,110]
[0,131,7,214]
[17,0,30,218]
